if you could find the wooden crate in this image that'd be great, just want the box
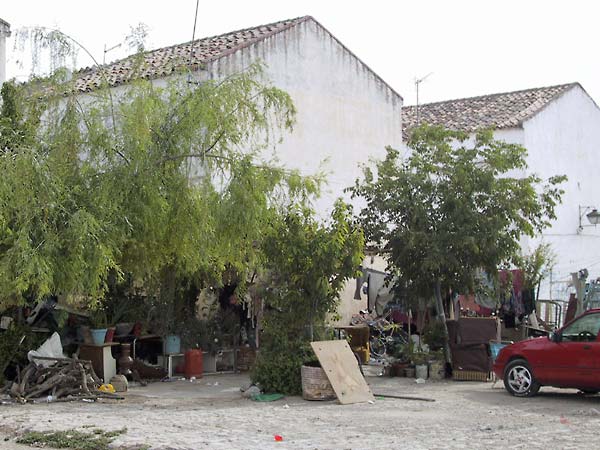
[452,370,489,382]
[236,347,256,371]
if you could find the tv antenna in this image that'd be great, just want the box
[103,42,122,64]
[415,72,433,126]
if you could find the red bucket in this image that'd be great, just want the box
[184,349,203,379]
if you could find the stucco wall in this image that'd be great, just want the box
[521,86,600,300]
[207,19,403,217]
[205,21,403,324]
[466,88,600,302]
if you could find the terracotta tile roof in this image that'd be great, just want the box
[71,16,312,92]
[402,83,579,140]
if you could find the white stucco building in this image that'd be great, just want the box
[70,16,403,216]
[61,16,402,324]
[403,83,600,312]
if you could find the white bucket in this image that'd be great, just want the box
[415,364,428,379]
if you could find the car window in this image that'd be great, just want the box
[562,313,600,342]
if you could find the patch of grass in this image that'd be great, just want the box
[16,427,127,450]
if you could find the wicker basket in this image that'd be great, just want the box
[109,374,128,392]
[301,365,336,401]
[452,370,489,382]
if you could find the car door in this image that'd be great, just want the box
[546,313,600,388]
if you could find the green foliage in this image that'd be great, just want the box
[390,340,413,361]
[349,124,566,303]
[421,320,447,351]
[252,334,313,395]
[0,62,321,311]
[520,243,555,290]
[88,306,109,329]
[0,81,43,151]
[0,322,46,383]
[252,201,364,394]
[410,351,429,366]
[16,428,127,450]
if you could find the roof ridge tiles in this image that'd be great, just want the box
[76,16,311,75]
[401,82,582,139]
[65,15,402,102]
[403,82,579,109]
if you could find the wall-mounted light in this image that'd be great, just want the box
[579,205,600,232]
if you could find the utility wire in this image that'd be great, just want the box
[188,0,200,80]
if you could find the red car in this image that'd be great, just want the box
[493,308,600,397]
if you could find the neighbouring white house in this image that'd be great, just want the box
[402,83,600,314]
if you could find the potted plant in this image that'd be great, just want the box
[250,204,363,396]
[89,307,109,345]
[411,351,429,379]
[427,349,445,380]
[390,341,412,376]
[422,321,447,352]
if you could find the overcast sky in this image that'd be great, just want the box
[2,0,599,105]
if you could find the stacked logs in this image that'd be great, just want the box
[8,356,123,403]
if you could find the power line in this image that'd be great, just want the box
[188,0,200,81]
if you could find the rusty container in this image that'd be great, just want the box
[184,349,203,379]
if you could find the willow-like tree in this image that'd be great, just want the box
[0,62,321,310]
[349,125,566,358]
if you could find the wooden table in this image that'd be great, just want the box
[79,343,119,383]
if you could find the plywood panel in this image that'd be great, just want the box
[310,340,374,405]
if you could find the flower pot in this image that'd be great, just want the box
[392,362,409,377]
[165,335,181,354]
[91,328,107,345]
[301,364,335,401]
[104,327,116,343]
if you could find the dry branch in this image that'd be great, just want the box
[8,357,122,404]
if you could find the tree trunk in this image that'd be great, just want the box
[434,279,452,364]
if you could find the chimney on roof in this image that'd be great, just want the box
[0,18,11,86]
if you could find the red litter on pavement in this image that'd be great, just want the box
[274,435,283,442]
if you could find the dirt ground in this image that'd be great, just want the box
[2,373,600,449]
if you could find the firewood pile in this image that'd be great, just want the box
[7,356,123,403]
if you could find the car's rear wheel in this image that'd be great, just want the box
[578,389,599,395]
[503,359,540,397]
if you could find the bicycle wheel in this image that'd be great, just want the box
[370,337,386,358]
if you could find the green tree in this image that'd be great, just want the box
[252,201,364,394]
[0,62,320,310]
[349,125,566,358]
